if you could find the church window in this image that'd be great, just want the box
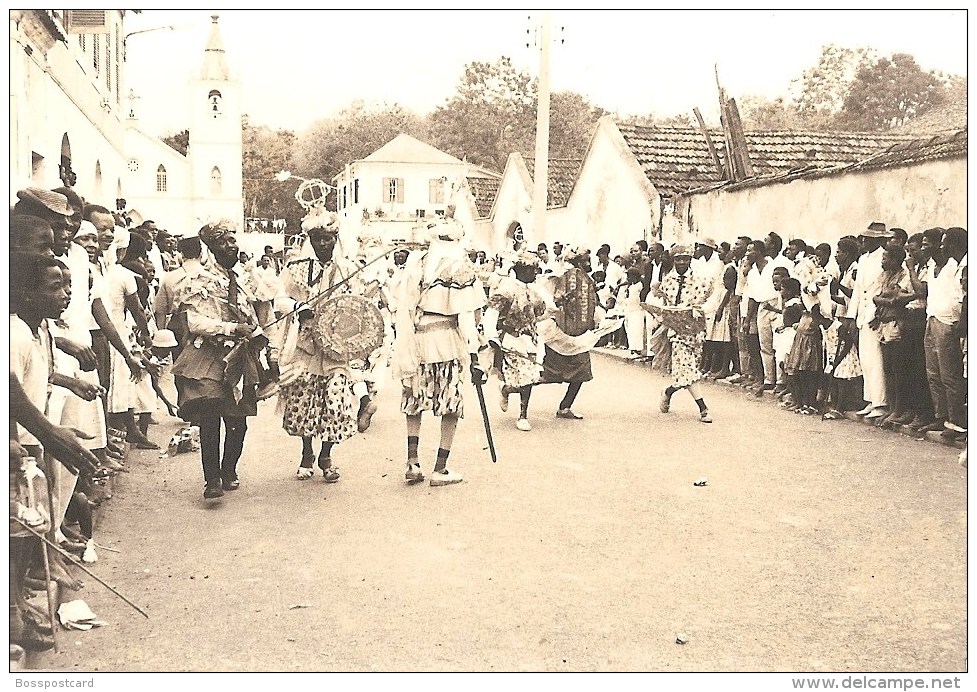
[208,89,222,118]
[211,167,222,195]
[156,165,167,193]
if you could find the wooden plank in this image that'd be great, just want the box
[693,107,725,178]
[726,98,755,178]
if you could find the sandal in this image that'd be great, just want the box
[318,460,340,483]
[295,467,315,480]
[405,463,425,484]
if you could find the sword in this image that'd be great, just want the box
[473,378,498,463]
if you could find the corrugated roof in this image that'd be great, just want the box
[616,123,917,197]
[466,176,499,219]
[524,158,582,208]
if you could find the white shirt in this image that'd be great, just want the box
[10,315,52,447]
[746,260,782,305]
[923,256,964,325]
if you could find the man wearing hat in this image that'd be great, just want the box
[844,221,892,418]
[170,221,266,499]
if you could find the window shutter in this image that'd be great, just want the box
[66,10,110,34]
[396,178,404,203]
[354,179,359,204]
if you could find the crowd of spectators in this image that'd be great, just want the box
[9,188,966,659]
[469,225,967,440]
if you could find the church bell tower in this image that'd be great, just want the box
[188,14,243,229]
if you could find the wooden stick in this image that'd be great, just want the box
[41,454,60,652]
[693,107,724,177]
[11,516,150,619]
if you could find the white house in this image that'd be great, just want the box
[9,10,130,205]
[331,133,501,253]
[123,14,243,235]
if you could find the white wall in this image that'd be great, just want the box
[679,158,967,246]
[564,124,657,257]
[9,11,128,203]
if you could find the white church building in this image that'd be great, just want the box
[9,11,242,234]
[123,15,243,234]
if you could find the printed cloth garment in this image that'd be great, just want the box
[401,359,465,417]
[280,371,357,441]
[655,269,714,388]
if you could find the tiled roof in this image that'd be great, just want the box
[691,128,967,194]
[849,129,967,171]
[891,95,968,137]
[524,158,582,208]
[616,123,916,197]
[466,176,499,219]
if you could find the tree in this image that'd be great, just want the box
[242,123,303,229]
[624,112,696,128]
[427,57,536,171]
[292,101,427,208]
[791,44,876,121]
[427,58,605,170]
[161,129,189,156]
[738,95,800,131]
[547,91,607,160]
[837,53,948,131]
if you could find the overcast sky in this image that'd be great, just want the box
[122,9,968,137]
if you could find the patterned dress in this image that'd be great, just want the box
[277,255,360,441]
[656,269,712,388]
[487,276,547,388]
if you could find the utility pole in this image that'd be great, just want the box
[530,12,552,246]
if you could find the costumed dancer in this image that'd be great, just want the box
[391,206,487,486]
[275,209,382,482]
[483,250,547,431]
[535,247,621,420]
[646,244,721,423]
[170,222,268,500]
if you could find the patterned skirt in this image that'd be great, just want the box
[280,372,357,441]
[401,359,465,417]
[501,333,542,388]
[669,333,704,388]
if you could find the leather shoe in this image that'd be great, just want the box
[221,477,240,491]
[891,411,916,425]
[917,420,947,433]
[203,484,224,499]
[556,408,583,419]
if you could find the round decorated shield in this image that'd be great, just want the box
[310,293,385,362]
[554,267,597,337]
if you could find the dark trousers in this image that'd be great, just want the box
[900,325,933,420]
[923,317,966,427]
[743,330,762,382]
[881,338,908,415]
[198,413,248,486]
